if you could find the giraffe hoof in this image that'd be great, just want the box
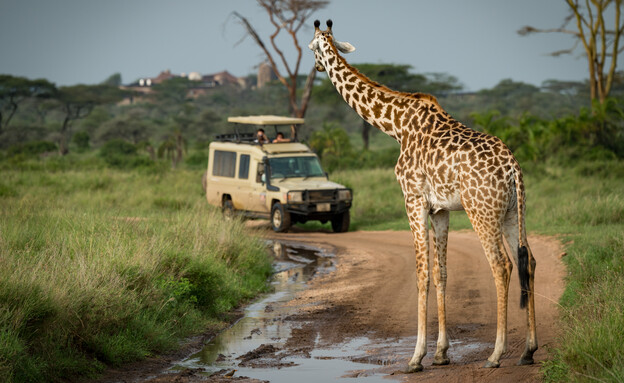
[483,360,500,368]
[517,357,534,366]
[403,364,424,373]
[432,356,450,366]
[518,349,536,365]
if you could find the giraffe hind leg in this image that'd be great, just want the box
[502,209,538,365]
[466,207,512,369]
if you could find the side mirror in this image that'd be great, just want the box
[257,162,266,184]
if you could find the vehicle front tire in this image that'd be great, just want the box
[271,203,291,232]
[331,210,350,233]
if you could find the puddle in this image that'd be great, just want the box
[170,240,389,382]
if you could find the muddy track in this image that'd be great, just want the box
[92,228,565,383]
[268,230,565,382]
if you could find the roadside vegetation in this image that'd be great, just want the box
[0,160,273,382]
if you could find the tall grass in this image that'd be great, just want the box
[332,159,624,382]
[0,166,272,382]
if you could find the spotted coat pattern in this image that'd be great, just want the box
[309,20,538,372]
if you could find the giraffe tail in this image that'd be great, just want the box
[513,163,530,309]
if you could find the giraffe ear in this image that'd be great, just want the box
[335,40,355,53]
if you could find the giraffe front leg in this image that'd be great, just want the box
[404,196,430,373]
[430,210,450,366]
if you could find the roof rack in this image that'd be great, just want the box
[227,115,305,125]
[215,115,305,143]
[214,132,257,143]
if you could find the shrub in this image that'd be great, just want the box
[99,139,156,169]
[99,139,137,157]
[7,141,57,157]
[71,131,90,152]
[184,150,208,169]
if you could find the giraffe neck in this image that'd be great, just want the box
[321,42,439,143]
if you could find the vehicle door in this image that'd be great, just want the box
[247,157,269,213]
[227,152,251,210]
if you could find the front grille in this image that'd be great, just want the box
[307,190,335,202]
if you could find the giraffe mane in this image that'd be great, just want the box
[325,34,440,106]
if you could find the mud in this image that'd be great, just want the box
[90,227,565,383]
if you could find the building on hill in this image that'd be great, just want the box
[257,62,277,89]
[119,69,244,104]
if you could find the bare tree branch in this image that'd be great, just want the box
[231,0,328,119]
[231,10,289,90]
[520,0,624,103]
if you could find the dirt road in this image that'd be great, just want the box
[266,230,565,383]
[96,229,565,383]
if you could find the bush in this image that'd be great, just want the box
[7,141,57,157]
[0,168,273,382]
[99,139,137,157]
[99,139,156,169]
[184,150,208,169]
[71,131,90,152]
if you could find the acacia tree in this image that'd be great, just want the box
[233,0,328,139]
[518,0,624,104]
[55,84,124,155]
[0,75,55,134]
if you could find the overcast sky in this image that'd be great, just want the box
[0,0,596,91]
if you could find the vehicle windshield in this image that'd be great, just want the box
[268,156,325,179]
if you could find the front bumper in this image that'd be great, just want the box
[284,188,352,219]
[285,200,351,217]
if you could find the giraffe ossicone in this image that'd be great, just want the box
[309,20,538,372]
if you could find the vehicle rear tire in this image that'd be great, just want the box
[331,210,350,233]
[222,199,235,220]
[271,203,291,232]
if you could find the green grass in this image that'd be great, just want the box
[0,163,272,382]
[326,160,624,382]
[2,150,622,382]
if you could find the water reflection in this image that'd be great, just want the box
[168,240,491,382]
[172,241,390,382]
[176,241,334,368]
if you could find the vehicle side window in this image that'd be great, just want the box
[238,154,250,179]
[213,150,236,177]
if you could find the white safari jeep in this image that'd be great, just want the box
[204,115,352,232]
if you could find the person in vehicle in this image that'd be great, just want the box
[273,132,291,143]
[256,128,269,144]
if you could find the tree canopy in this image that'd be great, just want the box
[0,75,55,133]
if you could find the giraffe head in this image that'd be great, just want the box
[309,19,355,72]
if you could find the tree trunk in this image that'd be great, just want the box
[59,114,71,156]
[146,145,156,161]
[291,66,317,140]
[174,132,183,169]
[362,121,371,150]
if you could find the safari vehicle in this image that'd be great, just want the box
[204,115,352,232]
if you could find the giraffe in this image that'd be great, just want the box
[309,20,537,372]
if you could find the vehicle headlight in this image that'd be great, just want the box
[337,189,351,200]
[287,191,303,203]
